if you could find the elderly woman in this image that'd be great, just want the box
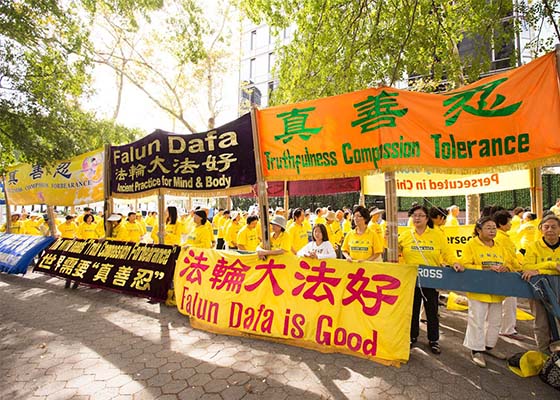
[399,204,462,355]
[257,215,291,259]
[522,214,560,353]
[341,205,383,262]
[461,216,517,368]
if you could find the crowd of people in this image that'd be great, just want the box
[1,200,560,368]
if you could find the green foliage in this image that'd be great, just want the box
[0,1,152,173]
[239,0,555,104]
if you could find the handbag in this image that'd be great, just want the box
[539,351,560,390]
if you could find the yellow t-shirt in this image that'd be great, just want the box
[57,221,78,239]
[237,225,260,251]
[117,221,146,243]
[184,224,213,248]
[460,236,515,303]
[398,227,455,266]
[341,228,383,261]
[522,238,560,275]
[288,223,309,253]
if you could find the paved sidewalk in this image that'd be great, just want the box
[1,271,558,400]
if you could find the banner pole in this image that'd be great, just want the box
[359,176,365,206]
[250,107,270,249]
[157,189,165,244]
[3,175,12,234]
[384,172,398,262]
[103,144,114,237]
[46,205,57,237]
[283,181,289,212]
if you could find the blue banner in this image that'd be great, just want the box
[0,234,55,274]
[0,181,5,205]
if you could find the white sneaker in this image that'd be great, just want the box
[472,352,486,368]
[485,348,507,360]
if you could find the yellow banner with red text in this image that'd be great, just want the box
[365,170,530,197]
[174,248,417,366]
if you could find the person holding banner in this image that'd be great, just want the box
[493,210,523,341]
[257,215,291,259]
[341,205,383,263]
[461,216,516,368]
[297,223,336,260]
[521,214,560,353]
[399,204,462,355]
[183,209,213,249]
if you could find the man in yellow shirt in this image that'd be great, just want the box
[57,215,78,239]
[117,212,146,243]
[445,205,460,226]
[237,215,260,251]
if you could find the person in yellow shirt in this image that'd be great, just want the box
[76,214,104,240]
[183,210,213,249]
[216,210,230,249]
[550,198,560,217]
[517,211,538,254]
[117,212,146,243]
[521,214,560,353]
[57,215,78,239]
[237,215,260,252]
[106,214,123,240]
[151,206,184,246]
[460,216,517,368]
[145,211,157,231]
[325,210,343,256]
[342,210,352,235]
[314,207,327,226]
[493,210,523,341]
[341,205,383,262]
[225,211,242,249]
[509,207,525,247]
[399,204,461,354]
[445,205,460,226]
[287,208,309,254]
[257,215,291,259]
[0,214,23,234]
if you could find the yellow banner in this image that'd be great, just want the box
[174,249,417,366]
[398,225,473,259]
[257,52,560,180]
[4,149,104,206]
[365,170,530,197]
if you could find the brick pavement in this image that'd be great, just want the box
[1,271,558,400]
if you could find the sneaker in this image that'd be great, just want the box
[484,347,507,360]
[410,337,417,348]
[71,281,79,290]
[429,341,441,355]
[472,352,486,368]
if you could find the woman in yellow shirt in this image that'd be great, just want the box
[57,215,78,239]
[151,206,184,246]
[257,215,291,259]
[76,214,103,239]
[341,205,383,262]
[183,210,212,249]
[460,216,516,368]
[399,205,461,354]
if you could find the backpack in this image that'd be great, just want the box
[539,351,560,391]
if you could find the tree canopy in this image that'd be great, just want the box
[239,0,560,105]
[0,1,155,172]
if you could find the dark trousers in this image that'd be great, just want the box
[216,238,225,250]
[411,287,439,342]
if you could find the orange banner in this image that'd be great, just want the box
[256,52,560,180]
